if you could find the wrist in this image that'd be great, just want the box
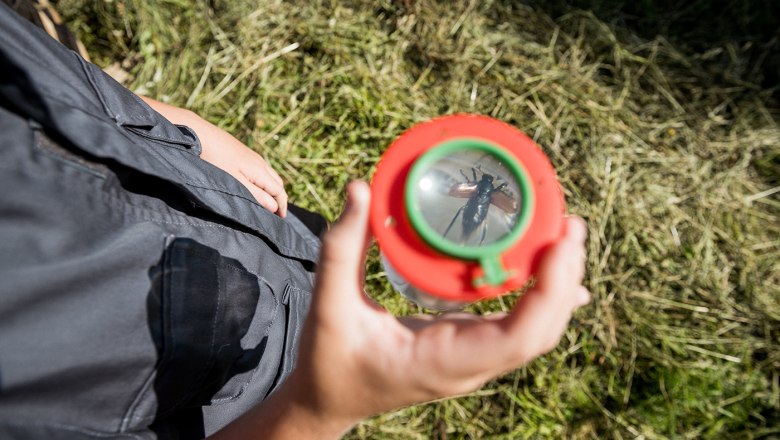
[209,374,358,440]
[276,373,360,438]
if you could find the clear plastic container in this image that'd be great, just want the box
[380,253,467,311]
[369,114,565,312]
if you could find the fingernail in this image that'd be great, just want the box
[341,181,367,218]
[577,287,591,306]
[347,181,369,211]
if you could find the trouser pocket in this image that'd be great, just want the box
[276,284,311,379]
[198,281,312,437]
[124,237,262,427]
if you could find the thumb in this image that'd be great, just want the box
[314,181,371,305]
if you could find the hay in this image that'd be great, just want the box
[58,0,780,437]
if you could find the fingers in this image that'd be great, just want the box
[405,216,590,388]
[238,174,279,214]
[314,181,372,307]
[533,216,587,294]
[244,164,288,217]
[267,164,284,187]
[256,164,288,217]
[500,216,590,362]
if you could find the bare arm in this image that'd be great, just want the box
[210,181,590,439]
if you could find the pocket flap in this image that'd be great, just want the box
[78,56,199,150]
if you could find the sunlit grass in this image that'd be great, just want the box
[59,1,779,437]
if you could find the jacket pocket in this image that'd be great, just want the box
[76,54,201,154]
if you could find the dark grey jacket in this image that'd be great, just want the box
[0,4,319,438]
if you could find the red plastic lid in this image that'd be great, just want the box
[370,114,565,303]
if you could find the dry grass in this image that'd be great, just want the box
[58,0,779,438]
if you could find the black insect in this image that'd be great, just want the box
[442,167,518,245]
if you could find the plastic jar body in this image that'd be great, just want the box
[380,253,468,311]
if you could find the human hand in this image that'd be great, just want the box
[213,181,590,439]
[195,120,287,217]
[140,97,287,217]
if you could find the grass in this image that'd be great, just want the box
[56,0,779,438]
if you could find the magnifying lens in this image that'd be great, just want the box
[370,115,565,310]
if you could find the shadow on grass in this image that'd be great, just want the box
[522,0,780,94]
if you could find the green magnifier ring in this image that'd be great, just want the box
[404,138,535,282]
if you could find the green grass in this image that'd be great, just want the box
[57,0,779,438]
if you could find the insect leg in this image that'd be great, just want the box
[471,167,478,182]
[459,169,470,182]
[479,219,488,245]
[443,206,465,239]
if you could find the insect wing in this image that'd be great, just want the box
[490,190,518,214]
[448,182,478,198]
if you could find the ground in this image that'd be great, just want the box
[56,0,779,438]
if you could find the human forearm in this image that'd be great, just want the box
[208,377,357,440]
[212,182,589,439]
[139,95,201,127]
